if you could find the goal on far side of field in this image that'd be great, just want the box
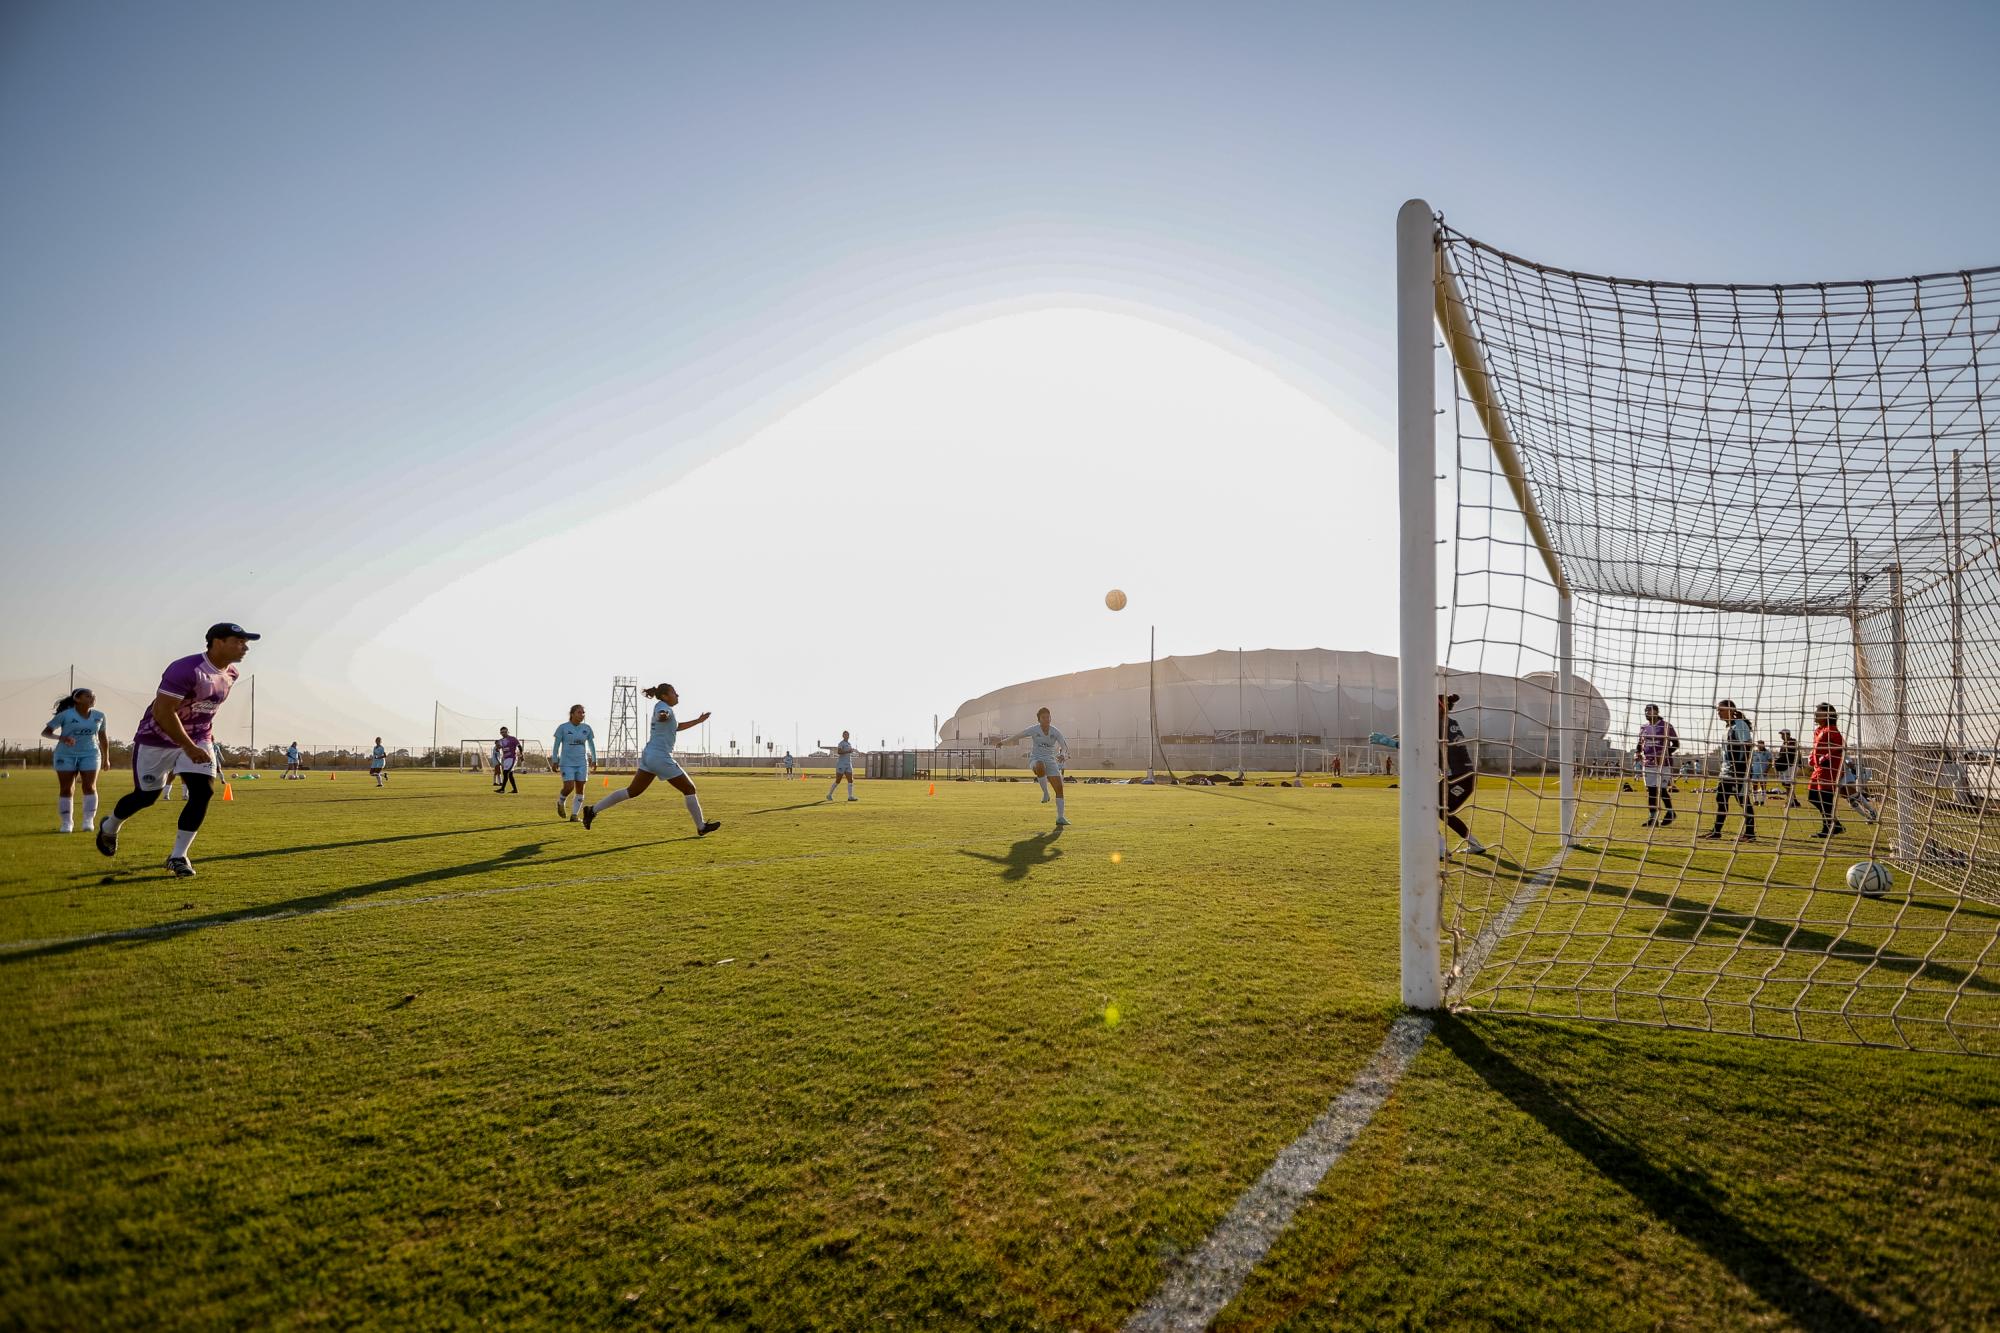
[457,739,549,773]
[1396,200,2000,1054]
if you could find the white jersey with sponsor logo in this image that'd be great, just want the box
[1008,723,1067,766]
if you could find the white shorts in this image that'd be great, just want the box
[1029,756,1063,778]
[641,750,686,781]
[835,759,854,775]
[1642,766,1669,789]
[134,743,218,791]
[499,755,517,773]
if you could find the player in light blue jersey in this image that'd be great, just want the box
[819,731,862,802]
[42,688,108,832]
[285,742,302,779]
[551,704,597,821]
[999,708,1071,826]
[584,683,719,836]
[370,738,389,787]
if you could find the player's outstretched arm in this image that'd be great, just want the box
[676,711,710,731]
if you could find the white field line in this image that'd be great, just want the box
[0,835,1003,955]
[1125,809,1603,1332]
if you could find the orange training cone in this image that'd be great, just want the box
[928,782,935,796]
[601,777,610,789]
[223,784,234,801]
[329,771,335,781]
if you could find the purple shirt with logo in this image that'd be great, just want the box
[134,652,238,748]
[497,735,522,760]
[1637,719,1678,767]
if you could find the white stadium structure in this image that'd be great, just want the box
[938,649,1614,773]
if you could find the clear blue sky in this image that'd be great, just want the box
[3,0,1996,748]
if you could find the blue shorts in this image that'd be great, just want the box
[641,750,686,781]
[54,750,100,773]
[835,759,854,775]
[560,761,589,782]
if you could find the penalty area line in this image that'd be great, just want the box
[1124,814,1601,1331]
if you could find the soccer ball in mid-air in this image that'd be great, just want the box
[1105,589,1127,611]
[1846,861,1893,898]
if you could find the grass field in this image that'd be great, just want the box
[3,769,1998,1328]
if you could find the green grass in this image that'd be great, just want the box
[2,770,1996,1328]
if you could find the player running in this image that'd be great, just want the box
[583,683,718,836]
[1635,703,1680,827]
[95,622,257,877]
[552,705,596,821]
[285,741,302,779]
[999,708,1071,826]
[1371,693,1484,857]
[820,731,861,803]
[1702,699,1757,842]
[493,727,522,794]
[42,688,107,833]
[370,738,389,787]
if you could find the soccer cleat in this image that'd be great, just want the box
[847,795,858,803]
[1699,830,1722,840]
[95,822,118,857]
[582,806,597,831]
[555,796,567,819]
[697,820,721,837]
[1458,837,1488,856]
[1832,821,1846,836]
[1640,816,1656,828]
[568,812,579,823]
[1660,813,1676,827]
[1738,834,1758,843]
[825,795,835,803]
[1041,793,1051,804]
[165,856,196,878]
[59,824,73,834]
[1055,816,1071,827]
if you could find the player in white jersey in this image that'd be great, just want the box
[820,731,861,802]
[551,704,597,821]
[42,688,107,832]
[1000,708,1071,826]
[583,683,719,836]
[370,738,389,787]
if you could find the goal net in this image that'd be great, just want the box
[1397,201,2000,1055]
[458,739,547,773]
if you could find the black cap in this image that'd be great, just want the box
[205,622,261,643]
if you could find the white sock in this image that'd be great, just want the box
[59,797,73,828]
[1055,797,1065,818]
[827,782,839,799]
[1037,776,1050,798]
[570,794,583,815]
[102,813,122,835]
[171,828,197,858]
[82,794,98,827]
[594,788,632,814]
[684,793,706,830]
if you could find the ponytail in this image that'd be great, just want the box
[643,683,673,700]
[53,694,76,715]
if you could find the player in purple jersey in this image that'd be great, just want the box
[1635,704,1680,828]
[96,622,258,877]
[493,728,522,794]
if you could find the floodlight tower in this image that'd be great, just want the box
[607,676,640,763]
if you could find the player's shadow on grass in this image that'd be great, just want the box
[1436,1016,1886,1333]
[1537,871,2000,994]
[0,835,687,967]
[744,800,836,816]
[959,829,1064,882]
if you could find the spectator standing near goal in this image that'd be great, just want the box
[42,687,107,833]
[493,727,521,794]
[1772,729,1802,808]
[551,705,596,821]
[1703,699,1757,842]
[96,622,257,877]
[998,709,1070,826]
[583,683,718,836]
[1635,703,1679,828]
[1750,741,1773,800]
[820,731,863,804]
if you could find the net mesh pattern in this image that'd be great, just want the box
[1435,222,2000,1054]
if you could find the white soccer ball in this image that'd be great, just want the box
[1846,861,1893,898]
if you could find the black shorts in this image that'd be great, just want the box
[1440,774,1474,814]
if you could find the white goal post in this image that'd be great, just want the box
[1397,199,2000,1054]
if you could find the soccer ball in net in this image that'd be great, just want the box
[1105,589,1127,611]
[1846,862,1894,898]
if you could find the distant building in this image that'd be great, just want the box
[939,648,1612,772]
